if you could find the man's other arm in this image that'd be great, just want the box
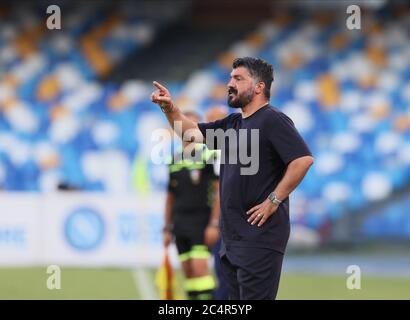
[247,155,314,226]
[274,156,314,202]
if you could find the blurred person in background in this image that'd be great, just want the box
[204,106,230,300]
[162,111,220,300]
[152,57,314,300]
[57,182,79,191]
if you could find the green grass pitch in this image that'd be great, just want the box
[0,267,409,300]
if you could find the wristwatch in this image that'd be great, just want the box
[268,192,282,206]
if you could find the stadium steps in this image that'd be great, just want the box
[105,21,251,83]
[329,183,410,244]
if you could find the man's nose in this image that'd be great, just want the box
[227,79,235,88]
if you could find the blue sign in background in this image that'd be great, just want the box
[64,207,105,251]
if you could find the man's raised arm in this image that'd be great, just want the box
[151,81,204,143]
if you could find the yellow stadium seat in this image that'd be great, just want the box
[37,76,60,102]
[49,105,69,121]
[366,46,386,67]
[39,153,60,170]
[317,74,340,110]
[217,51,236,70]
[369,102,391,120]
[393,115,410,132]
[357,74,377,89]
[14,24,45,58]
[108,93,128,111]
[283,53,305,69]
[329,34,349,51]
[245,32,266,49]
[0,96,18,112]
[210,83,228,101]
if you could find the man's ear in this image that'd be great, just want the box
[255,82,265,95]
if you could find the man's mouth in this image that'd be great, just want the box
[228,89,237,96]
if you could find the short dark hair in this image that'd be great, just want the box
[232,57,274,99]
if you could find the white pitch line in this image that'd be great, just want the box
[132,268,158,300]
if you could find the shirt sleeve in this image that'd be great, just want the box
[197,114,235,150]
[267,111,312,165]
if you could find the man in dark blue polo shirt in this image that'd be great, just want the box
[151,57,314,300]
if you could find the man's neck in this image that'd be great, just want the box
[241,99,269,118]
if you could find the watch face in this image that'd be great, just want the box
[269,192,280,204]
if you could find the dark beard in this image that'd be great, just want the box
[227,89,254,108]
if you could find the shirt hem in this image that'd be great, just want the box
[224,239,286,254]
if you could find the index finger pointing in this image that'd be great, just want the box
[153,81,168,93]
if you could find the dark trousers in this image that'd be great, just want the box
[220,247,284,300]
[212,239,230,300]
